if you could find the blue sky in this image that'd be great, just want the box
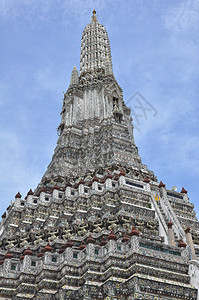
[0,0,199,219]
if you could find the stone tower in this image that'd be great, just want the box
[42,9,151,183]
[0,11,199,300]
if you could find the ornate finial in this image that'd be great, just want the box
[92,9,97,22]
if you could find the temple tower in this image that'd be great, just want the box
[0,10,198,300]
[42,10,154,186]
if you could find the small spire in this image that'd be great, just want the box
[178,239,187,248]
[15,192,22,198]
[180,187,187,194]
[70,66,79,85]
[159,181,165,188]
[168,220,173,229]
[185,227,191,234]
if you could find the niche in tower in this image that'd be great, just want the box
[113,96,122,123]
[113,97,119,110]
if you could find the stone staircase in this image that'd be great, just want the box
[158,202,178,245]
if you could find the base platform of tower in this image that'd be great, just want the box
[0,10,199,300]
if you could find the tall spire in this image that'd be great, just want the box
[41,10,151,181]
[80,10,112,75]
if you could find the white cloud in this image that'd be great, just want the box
[0,129,43,215]
[0,0,107,25]
[162,0,199,81]
[0,130,32,182]
[129,90,199,181]
[164,0,199,38]
[35,61,58,92]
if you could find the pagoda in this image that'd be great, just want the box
[0,10,199,300]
